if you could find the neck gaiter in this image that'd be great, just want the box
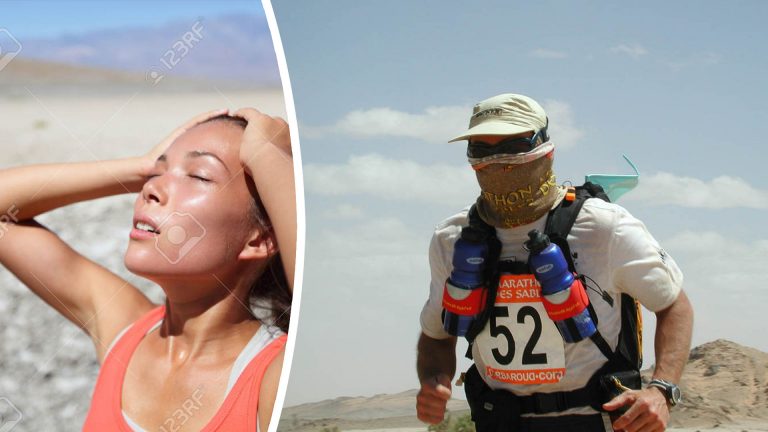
[473,147,558,228]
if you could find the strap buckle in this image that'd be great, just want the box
[533,392,567,414]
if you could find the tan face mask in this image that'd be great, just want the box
[474,151,558,228]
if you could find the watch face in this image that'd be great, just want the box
[671,386,682,404]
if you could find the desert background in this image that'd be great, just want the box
[0,7,285,431]
[279,339,768,432]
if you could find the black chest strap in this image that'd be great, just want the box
[460,183,643,414]
[462,205,502,357]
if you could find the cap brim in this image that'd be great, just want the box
[448,121,535,143]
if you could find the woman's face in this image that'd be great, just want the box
[125,121,260,280]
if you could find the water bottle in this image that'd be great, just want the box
[525,229,596,342]
[442,236,488,337]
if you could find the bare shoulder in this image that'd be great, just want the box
[258,346,286,432]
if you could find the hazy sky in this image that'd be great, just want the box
[0,0,261,38]
[274,0,768,405]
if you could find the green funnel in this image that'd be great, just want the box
[585,155,639,202]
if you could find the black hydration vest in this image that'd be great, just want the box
[459,182,643,414]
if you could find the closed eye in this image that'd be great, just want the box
[190,174,211,182]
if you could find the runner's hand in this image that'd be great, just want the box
[416,374,452,424]
[603,387,670,432]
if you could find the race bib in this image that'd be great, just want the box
[475,274,566,385]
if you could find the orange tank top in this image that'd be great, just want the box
[82,305,287,431]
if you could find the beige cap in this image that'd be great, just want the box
[449,93,548,142]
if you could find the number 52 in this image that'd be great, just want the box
[490,305,548,366]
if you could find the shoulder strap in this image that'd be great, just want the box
[544,182,606,272]
[463,205,501,347]
[544,183,642,371]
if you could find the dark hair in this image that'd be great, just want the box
[202,114,292,332]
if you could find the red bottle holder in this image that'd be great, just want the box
[442,281,487,316]
[541,276,590,321]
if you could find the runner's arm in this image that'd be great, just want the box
[604,289,693,431]
[417,332,457,383]
[651,289,693,384]
[416,332,456,424]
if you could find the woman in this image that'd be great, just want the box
[0,108,296,431]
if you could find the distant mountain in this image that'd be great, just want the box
[281,389,468,422]
[15,14,279,85]
[280,339,768,431]
[0,57,261,96]
[662,339,768,428]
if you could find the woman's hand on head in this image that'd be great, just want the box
[232,108,296,291]
[231,108,292,174]
[141,108,229,175]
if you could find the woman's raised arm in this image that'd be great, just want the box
[0,157,153,362]
[234,108,297,291]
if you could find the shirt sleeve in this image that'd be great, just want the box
[419,228,454,339]
[608,206,684,312]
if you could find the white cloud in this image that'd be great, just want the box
[304,154,478,205]
[662,231,768,294]
[322,204,364,220]
[610,43,648,59]
[305,99,585,149]
[667,52,722,71]
[542,99,584,149]
[314,217,424,264]
[658,231,767,351]
[531,48,568,59]
[303,105,469,143]
[625,172,768,209]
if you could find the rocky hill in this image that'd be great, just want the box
[665,339,768,428]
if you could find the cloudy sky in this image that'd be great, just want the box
[274,0,768,406]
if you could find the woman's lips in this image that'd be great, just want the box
[131,215,161,241]
[129,228,158,240]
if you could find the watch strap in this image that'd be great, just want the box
[648,379,681,406]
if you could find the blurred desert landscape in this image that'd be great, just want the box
[0,50,284,430]
[279,340,768,432]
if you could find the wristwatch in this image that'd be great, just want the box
[648,379,682,406]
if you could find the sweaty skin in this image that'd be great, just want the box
[0,109,294,431]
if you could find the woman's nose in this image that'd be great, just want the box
[142,176,166,204]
